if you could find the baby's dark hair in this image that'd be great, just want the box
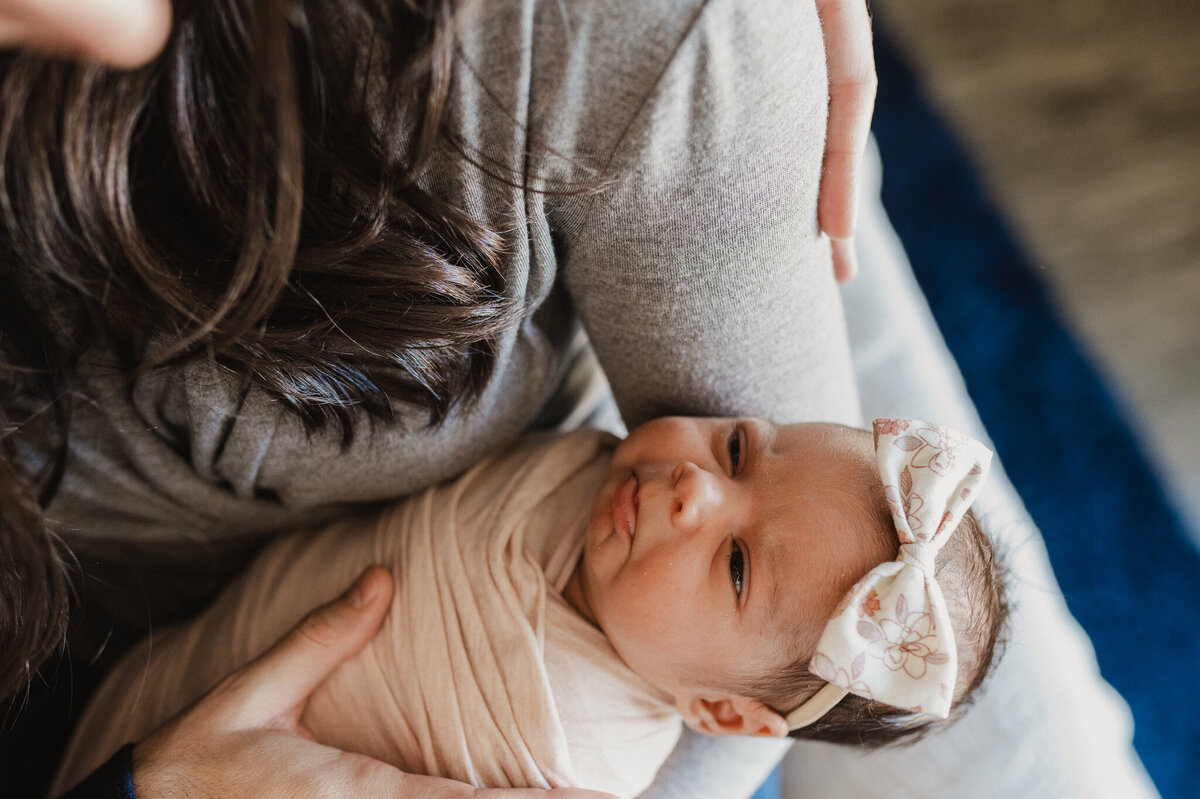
[744,502,1009,748]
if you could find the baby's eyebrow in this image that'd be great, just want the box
[753,417,778,458]
[759,525,785,636]
[750,420,789,637]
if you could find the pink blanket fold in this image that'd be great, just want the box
[53,430,681,798]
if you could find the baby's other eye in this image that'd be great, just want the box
[727,427,743,476]
[729,541,744,598]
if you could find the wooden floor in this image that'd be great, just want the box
[877,0,1200,540]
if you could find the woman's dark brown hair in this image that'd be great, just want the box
[0,0,518,702]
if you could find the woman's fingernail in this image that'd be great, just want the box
[346,568,377,609]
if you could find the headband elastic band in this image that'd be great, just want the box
[784,683,849,730]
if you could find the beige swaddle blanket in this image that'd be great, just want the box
[53,430,681,798]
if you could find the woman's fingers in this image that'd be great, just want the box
[345,769,619,799]
[130,567,409,799]
[225,565,394,725]
[831,236,859,283]
[815,0,877,281]
[0,0,171,68]
[401,777,617,799]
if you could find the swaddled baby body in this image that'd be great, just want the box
[54,417,1007,797]
[54,429,678,798]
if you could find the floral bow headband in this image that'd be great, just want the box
[785,418,993,729]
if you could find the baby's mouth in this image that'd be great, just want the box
[612,474,639,545]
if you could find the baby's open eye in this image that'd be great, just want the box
[729,541,744,598]
[727,427,743,476]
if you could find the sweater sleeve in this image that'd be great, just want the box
[58,744,136,799]
[558,0,861,429]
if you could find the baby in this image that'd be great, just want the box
[563,415,1005,745]
[53,417,1007,798]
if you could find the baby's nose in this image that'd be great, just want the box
[670,462,723,533]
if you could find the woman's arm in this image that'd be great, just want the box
[560,0,863,429]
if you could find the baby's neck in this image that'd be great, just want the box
[562,555,600,630]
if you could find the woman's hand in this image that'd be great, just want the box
[0,0,171,68]
[815,0,878,283]
[132,565,614,799]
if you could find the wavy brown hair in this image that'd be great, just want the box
[0,0,520,702]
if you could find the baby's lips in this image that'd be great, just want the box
[612,474,639,543]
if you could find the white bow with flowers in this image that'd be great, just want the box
[785,418,993,728]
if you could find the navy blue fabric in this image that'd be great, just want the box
[59,743,135,799]
[871,25,1200,799]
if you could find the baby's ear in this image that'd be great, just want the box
[678,694,789,738]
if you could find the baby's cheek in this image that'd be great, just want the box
[607,581,684,642]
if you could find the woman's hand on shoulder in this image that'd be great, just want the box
[0,0,171,68]
[814,0,878,283]
[132,565,614,799]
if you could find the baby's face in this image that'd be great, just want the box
[570,416,895,720]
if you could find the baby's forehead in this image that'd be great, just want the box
[764,423,881,509]
[757,424,896,645]
[771,420,876,466]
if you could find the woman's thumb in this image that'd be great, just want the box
[229,565,394,722]
[0,0,173,69]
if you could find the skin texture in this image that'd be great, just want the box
[563,418,895,739]
[0,0,878,794]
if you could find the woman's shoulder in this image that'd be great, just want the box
[455,0,824,185]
